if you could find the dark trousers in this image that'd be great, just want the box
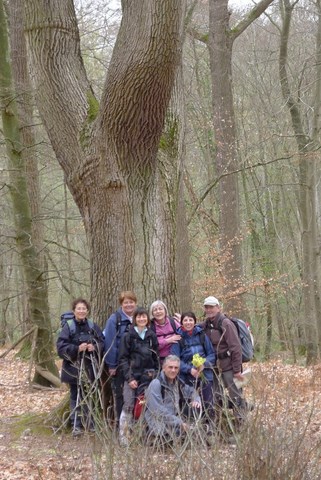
[69,381,94,430]
[213,368,246,425]
[199,380,215,420]
[112,371,125,422]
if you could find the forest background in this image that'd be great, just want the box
[1,0,321,383]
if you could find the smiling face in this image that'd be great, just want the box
[121,297,137,317]
[204,304,220,318]
[73,302,88,322]
[135,313,149,329]
[182,315,196,332]
[152,304,166,323]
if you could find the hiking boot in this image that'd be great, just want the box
[72,427,83,437]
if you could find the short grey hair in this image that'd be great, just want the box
[162,355,180,367]
[149,300,169,318]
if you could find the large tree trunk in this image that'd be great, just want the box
[25,0,185,322]
[0,0,59,385]
[208,0,242,314]
[207,0,274,315]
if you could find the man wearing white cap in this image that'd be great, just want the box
[201,296,246,426]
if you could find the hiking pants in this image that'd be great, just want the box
[213,369,246,424]
[122,381,136,413]
[112,371,125,421]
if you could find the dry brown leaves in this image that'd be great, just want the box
[1,348,321,479]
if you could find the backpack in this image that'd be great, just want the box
[216,316,254,363]
[133,392,146,420]
[60,311,94,336]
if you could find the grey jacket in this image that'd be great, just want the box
[144,371,200,436]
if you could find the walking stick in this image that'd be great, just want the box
[73,353,85,431]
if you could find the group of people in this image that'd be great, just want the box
[57,291,250,444]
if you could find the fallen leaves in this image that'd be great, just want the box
[1,348,321,479]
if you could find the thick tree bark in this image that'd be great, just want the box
[25,0,185,321]
[207,0,274,315]
[0,0,59,385]
[208,0,242,313]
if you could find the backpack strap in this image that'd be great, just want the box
[115,311,122,332]
[169,317,178,333]
[66,318,94,336]
[158,375,185,404]
[216,318,224,335]
[66,318,76,336]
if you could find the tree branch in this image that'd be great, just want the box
[187,150,320,224]
[230,0,275,42]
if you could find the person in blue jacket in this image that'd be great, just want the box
[103,291,137,423]
[171,311,216,420]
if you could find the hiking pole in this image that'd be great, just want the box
[90,352,104,410]
[73,353,85,432]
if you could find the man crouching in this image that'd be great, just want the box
[144,355,201,443]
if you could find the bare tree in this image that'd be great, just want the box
[0,0,59,385]
[24,0,186,321]
[278,0,321,363]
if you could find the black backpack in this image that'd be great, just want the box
[60,311,94,336]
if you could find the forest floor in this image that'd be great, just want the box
[1,347,321,479]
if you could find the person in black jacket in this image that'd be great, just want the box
[117,307,159,446]
[57,298,104,437]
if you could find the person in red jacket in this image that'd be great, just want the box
[201,296,247,428]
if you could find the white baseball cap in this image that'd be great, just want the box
[203,296,220,306]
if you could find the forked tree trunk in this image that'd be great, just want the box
[24,0,185,322]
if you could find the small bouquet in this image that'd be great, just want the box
[191,353,206,382]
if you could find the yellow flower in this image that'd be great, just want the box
[192,353,206,368]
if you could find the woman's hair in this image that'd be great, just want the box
[119,291,137,304]
[72,298,90,312]
[180,311,197,325]
[149,300,168,318]
[133,307,150,327]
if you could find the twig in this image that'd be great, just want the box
[0,327,36,359]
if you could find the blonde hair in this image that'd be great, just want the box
[119,291,137,304]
